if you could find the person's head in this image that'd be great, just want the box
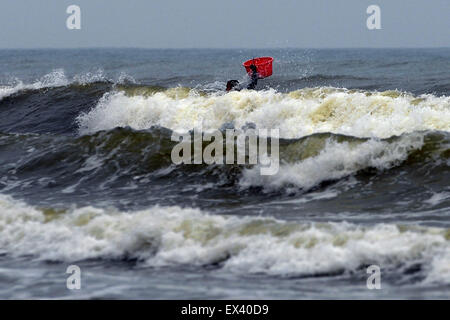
[226,80,239,91]
[249,64,257,72]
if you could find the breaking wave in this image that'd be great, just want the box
[1,128,448,195]
[0,69,135,102]
[240,132,425,191]
[0,194,448,283]
[77,87,450,139]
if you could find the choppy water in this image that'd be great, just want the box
[0,48,449,299]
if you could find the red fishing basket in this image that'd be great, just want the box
[243,57,274,78]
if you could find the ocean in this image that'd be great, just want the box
[0,48,449,299]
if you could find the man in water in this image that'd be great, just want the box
[226,64,259,91]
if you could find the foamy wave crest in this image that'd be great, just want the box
[0,194,448,283]
[77,87,450,138]
[0,69,135,101]
[240,132,424,191]
[0,69,69,100]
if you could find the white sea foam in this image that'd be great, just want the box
[240,132,424,191]
[77,87,450,138]
[0,69,69,100]
[0,194,448,283]
[424,191,450,206]
[0,69,134,101]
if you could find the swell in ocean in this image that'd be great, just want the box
[1,73,449,208]
[0,63,449,298]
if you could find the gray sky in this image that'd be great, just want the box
[0,0,449,48]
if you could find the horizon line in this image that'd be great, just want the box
[0,46,449,50]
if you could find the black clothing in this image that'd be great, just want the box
[246,69,258,90]
[226,65,259,91]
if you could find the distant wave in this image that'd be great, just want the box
[0,69,70,101]
[299,74,372,81]
[376,61,410,68]
[0,69,134,102]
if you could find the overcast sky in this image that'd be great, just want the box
[0,0,449,48]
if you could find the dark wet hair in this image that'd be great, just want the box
[226,80,239,91]
[249,64,257,72]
